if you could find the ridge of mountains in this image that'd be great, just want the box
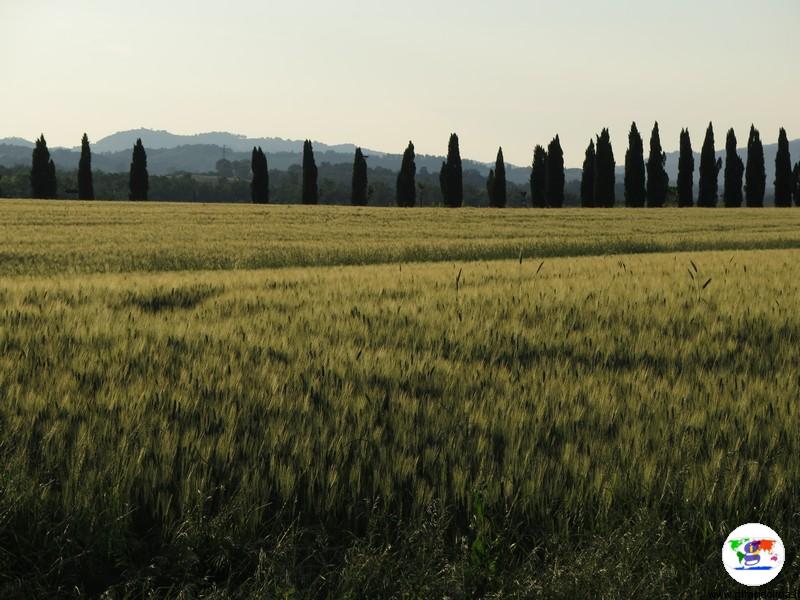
[1,129,798,187]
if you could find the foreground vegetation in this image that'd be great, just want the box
[1,202,799,597]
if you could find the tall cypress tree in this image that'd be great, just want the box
[723,129,744,208]
[351,147,368,206]
[530,145,547,208]
[487,147,506,208]
[396,141,416,207]
[439,133,463,207]
[78,133,94,200]
[775,128,793,207]
[794,162,800,207]
[624,122,645,207]
[302,140,319,204]
[250,147,269,204]
[545,135,564,208]
[677,129,694,207]
[745,125,766,207]
[646,122,668,207]
[698,123,720,207]
[581,139,596,208]
[128,139,148,201]
[594,128,615,208]
[30,134,57,199]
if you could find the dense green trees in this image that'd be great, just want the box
[30,135,57,199]
[774,128,793,207]
[723,129,744,208]
[351,147,368,206]
[745,126,766,207]
[487,147,507,208]
[545,136,564,208]
[594,129,615,207]
[646,122,668,207]
[439,134,463,207]
[78,134,94,200]
[302,140,319,205]
[698,123,720,207]
[624,123,645,207]
[677,129,694,207]
[396,142,416,207]
[580,140,596,208]
[530,145,547,208]
[250,147,269,204]
[128,139,149,201]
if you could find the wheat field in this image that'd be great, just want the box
[1,201,799,598]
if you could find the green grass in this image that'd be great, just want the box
[1,201,799,598]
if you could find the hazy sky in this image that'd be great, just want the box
[1,0,797,166]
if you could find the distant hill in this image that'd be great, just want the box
[1,129,798,189]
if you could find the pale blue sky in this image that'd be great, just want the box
[1,0,797,166]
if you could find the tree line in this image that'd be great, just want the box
[25,125,800,207]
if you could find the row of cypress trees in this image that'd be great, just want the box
[577,123,796,208]
[28,127,800,207]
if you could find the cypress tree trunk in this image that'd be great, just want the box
[351,147,368,206]
[624,123,645,207]
[745,126,766,207]
[396,142,416,207]
[594,129,616,208]
[78,133,94,200]
[646,122,668,207]
[677,129,694,207]
[530,145,547,208]
[302,140,319,204]
[580,140,596,208]
[128,139,149,201]
[698,123,719,207]
[545,136,564,208]
[774,128,793,207]
[723,129,744,208]
[440,134,463,207]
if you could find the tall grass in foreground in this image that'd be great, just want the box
[1,248,799,597]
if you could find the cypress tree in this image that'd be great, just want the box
[396,141,416,207]
[594,128,616,207]
[794,162,800,207]
[723,129,744,207]
[486,169,495,206]
[580,139,596,208]
[677,129,694,207]
[487,147,507,208]
[624,122,645,207]
[545,135,564,208]
[250,147,269,204]
[30,134,57,199]
[530,145,547,208]
[439,133,463,207]
[745,125,765,207]
[128,139,149,201]
[78,133,94,200]
[775,128,793,207]
[698,123,720,207]
[351,147,368,206]
[646,122,668,207]
[302,140,319,204]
